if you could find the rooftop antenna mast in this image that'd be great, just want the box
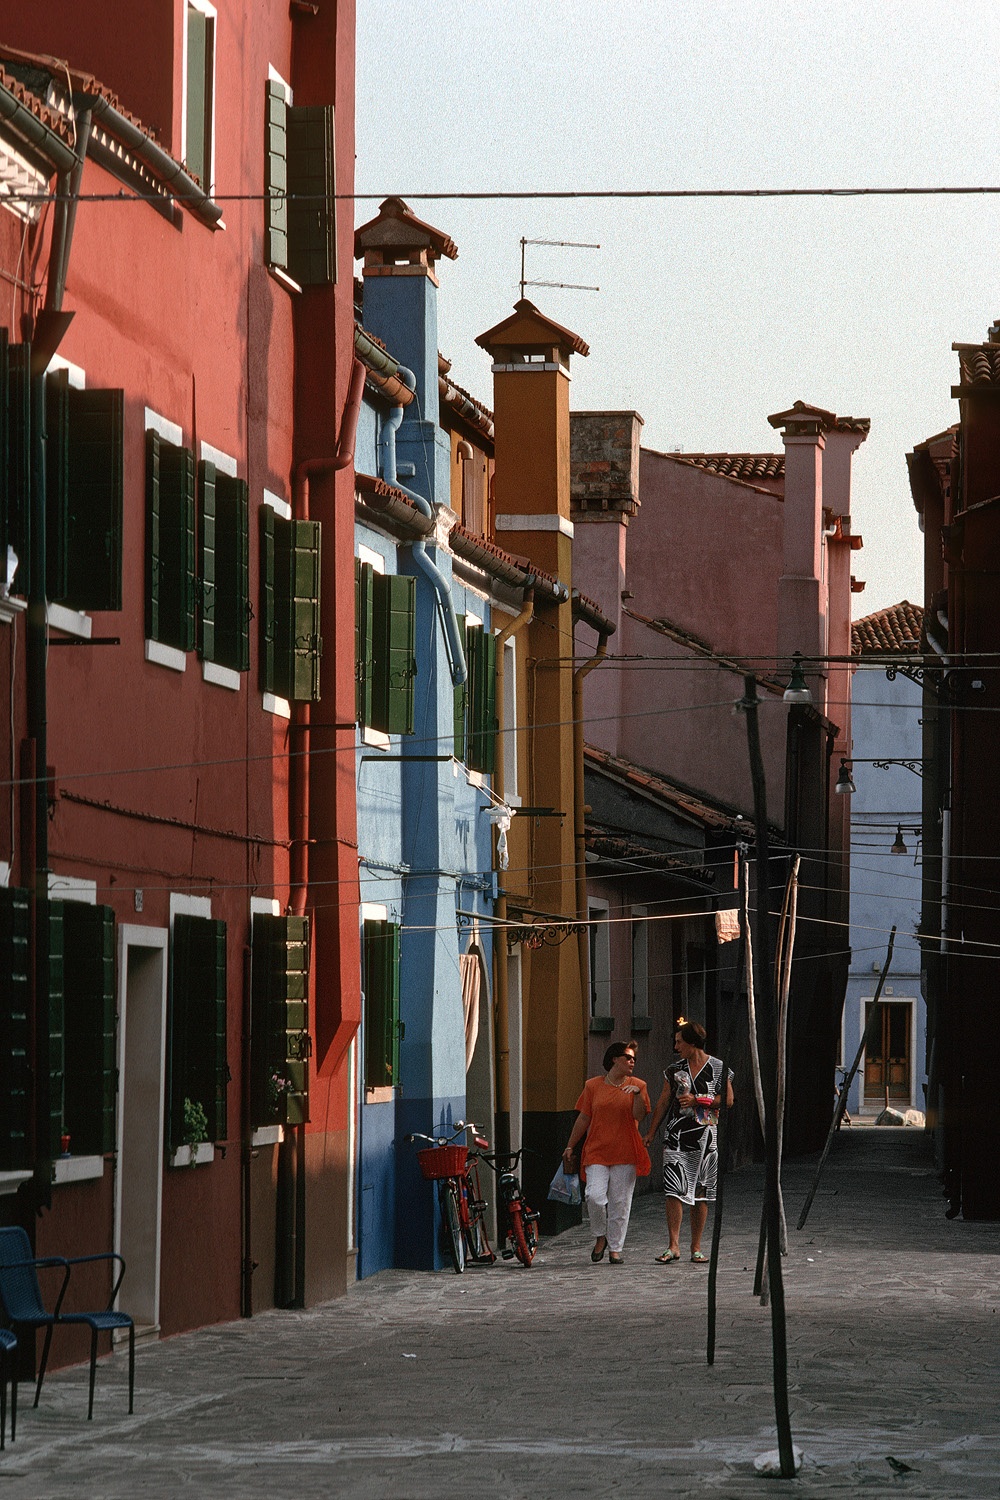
[519,238,600,300]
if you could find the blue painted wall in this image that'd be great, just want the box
[354,265,497,1275]
[844,660,925,1117]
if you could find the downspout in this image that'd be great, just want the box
[573,627,610,1065]
[456,439,474,528]
[380,369,466,686]
[491,587,534,1155]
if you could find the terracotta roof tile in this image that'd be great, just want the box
[675,453,784,483]
[952,342,1000,391]
[0,62,75,147]
[851,600,923,655]
[584,744,747,832]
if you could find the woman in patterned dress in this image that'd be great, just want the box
[643,1020,734,1264]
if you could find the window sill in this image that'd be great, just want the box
[589,1016,614,1035]
[251,1125,283,1148]
[364,1086,395,1105]
[146,639,187,673]
[169,1142,214,1168]
[362,726,390,750]
[263,692,291,719]
[52,1155,105,1185]
[268,265,303,296]
[630,1016,653,1034]
[0,1170,32,1196]
[202,660,241,691]
[47,603,92,639]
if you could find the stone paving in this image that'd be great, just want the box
[2,1128,998,1499]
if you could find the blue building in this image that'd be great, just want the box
[350,199,505,1275]
[843,603,926,1120]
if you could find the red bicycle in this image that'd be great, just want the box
[406,1122,539,1271]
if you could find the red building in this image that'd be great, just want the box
[0,0,359,1362]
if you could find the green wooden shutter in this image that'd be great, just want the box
[453,614,467,759]
[251,914,311,1128]
[197,459,217,661]
[146,431,196,651]
[185,4,210,188]
[215,475,249,672]
[60,901,116,1155]
[169,914,228,1150]
[6,340,31,595]
[45,368,70,602]
[64,387,125,611]
[362,920,401,1090]
[264,81,288,271]
[371,571,415,734]
[259,503,276,693]
[355,558,374,726]
[0,887,31,1170]
[468,625,498,774]
[274,517,322,702]
[287,104,336,286]
[45,899,65,1160]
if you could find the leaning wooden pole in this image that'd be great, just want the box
[706,859,746,1366]
[740,677,796,1479]
[797,926,897,1231]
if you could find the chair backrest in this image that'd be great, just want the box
[0,1226,49,1321]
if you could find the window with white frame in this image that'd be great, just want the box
[589,900,611,1019]
[502,636,519,801]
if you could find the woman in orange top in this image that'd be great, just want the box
[562,1042,651,1264]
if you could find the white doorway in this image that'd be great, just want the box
[114,925,169,1335]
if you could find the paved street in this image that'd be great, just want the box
[3,1128,998,1499]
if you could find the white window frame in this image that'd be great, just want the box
[182,0,218,194]
[144,408,188,672]
[502,635,520,803]
[262,489,293,717]
[463,609,484,788]
[358,545,389,749]
[199,441,242,692]
[588,898,611,1019]
[45,356,92,639]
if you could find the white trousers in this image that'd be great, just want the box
[585,1163,638,1253]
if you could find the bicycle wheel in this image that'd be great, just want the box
[462,1167,495,1264]
[507,1197,536,1267]
[440,1181,465,1273]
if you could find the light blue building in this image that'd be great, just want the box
[350,199,501,1276]
[843,603,926,1119]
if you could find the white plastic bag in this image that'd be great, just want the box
[547,1165,582,1205]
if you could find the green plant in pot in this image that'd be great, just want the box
[182,1097,209,1166]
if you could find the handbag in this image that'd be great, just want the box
[547,1164,582,1205]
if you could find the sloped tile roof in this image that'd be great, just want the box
[584,745,746,832]
[0,61,75,146]
[952,342,1000,390]
[643,447,783,498]
[675,453,784,483]
[851,600,923,655]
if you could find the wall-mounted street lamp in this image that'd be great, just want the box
[835,756,925,793]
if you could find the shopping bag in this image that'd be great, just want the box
[547,1165,582,1205]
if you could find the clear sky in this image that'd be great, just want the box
[356,1,1000,616]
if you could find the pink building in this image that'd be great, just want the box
[572,402,866,1150]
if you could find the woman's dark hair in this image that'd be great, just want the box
[676,1020,707,1046]
[603,1041,635,1071]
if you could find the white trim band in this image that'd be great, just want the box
[495,513,575,538]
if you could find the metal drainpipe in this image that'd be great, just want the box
[380,370,467,686]
[456,439,474,527]
[573,630,610,1066]
[491,587,534,1155]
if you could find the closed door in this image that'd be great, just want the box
[864,1001,911,1103]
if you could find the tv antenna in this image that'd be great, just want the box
[519,238,600,300]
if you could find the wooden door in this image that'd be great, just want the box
[863,1001,911,1103]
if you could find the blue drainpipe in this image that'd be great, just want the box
[380,367,467,685]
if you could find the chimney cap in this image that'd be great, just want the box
[475,298,590,360]
[354,195,458,264]
[767,400,870,437]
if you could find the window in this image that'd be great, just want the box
[589,900,611,1021]
[1,329,32,596]
[355,558,416,733]
[57,901,116,1156]
[250,914,310,1128]
[264,79,336,286]
[502,636,519,798]
[260,506,322,701]
[631,907,649,1020]
[146,428,196,653]
[362,917,401,1091]
[185,0,216,191]
[198,460,249,672]
[46,369,124,612]
[167,913,228,1151]
[453,617,496,772]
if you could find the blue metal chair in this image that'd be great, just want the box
[0,1227,134,1421]
[0,1327,16,1447]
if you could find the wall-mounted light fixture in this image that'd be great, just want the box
[782,652,812,705]
[835,756,926,793]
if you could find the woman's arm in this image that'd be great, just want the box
[562,1112,591,1167]
[642,1078,672,1144]
[631,1081,651,1122]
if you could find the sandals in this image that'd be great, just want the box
[691,1250,709,1264]
[655,1249,680,1263]
[591,1238,607,1263]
